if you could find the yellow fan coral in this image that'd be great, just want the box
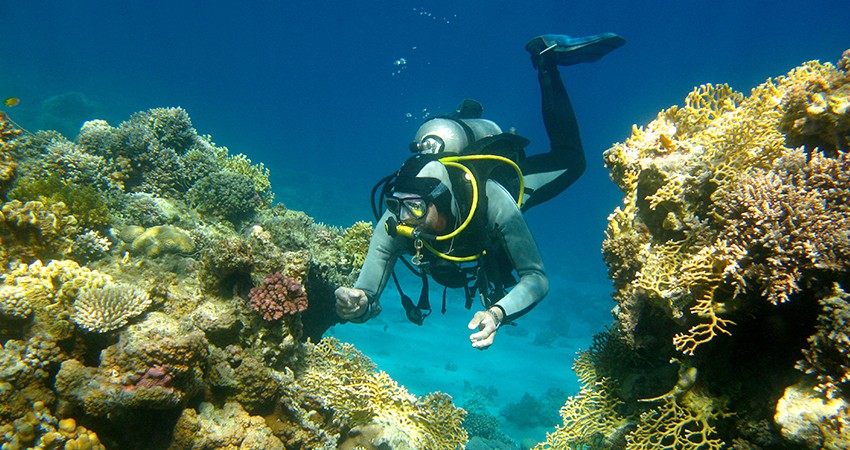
[296,338,467,449]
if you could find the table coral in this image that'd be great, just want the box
[249,272,308,320]
[72,281,152,333]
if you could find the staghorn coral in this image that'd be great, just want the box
[249,272,309,320]
[72,281,152,333]
[293,337,467,449]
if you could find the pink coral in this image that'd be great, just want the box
[249,272,308,320]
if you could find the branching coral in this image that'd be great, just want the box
[797,284,850,399]
[602,52,850,355]
[586,50,850,449]
[249,272,309,320]
[295,338,467,449]
[339,220,373,268]
[72,282,152,333]
[187,171,261,224]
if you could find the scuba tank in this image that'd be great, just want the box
[409,117,503,154]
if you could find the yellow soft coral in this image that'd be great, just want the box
[627,389,724,450]
[534,352,628,450]
[340,220,373,268]
[296,338,467,449]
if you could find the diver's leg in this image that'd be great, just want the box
[520,51,585,212]
[520,34,624,212]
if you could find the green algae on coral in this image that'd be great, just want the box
[130,225,195,258]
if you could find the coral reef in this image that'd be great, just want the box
[0,107,467,449]
[249,272,309,320]
[129,225,195,258]
[170,402,285,450]
[292,338,468,450]
[0,112,20,195]
[0,401,105,450]
[72,282,152,333]
[540,50,850,448]
[187,171,261,224]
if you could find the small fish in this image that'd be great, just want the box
[3,97,20,107]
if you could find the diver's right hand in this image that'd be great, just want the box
[335,287,369,320]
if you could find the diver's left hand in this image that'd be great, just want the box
[467,308,503,350]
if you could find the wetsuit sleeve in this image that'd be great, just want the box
[486,181,549,319]
[351,211,405,320]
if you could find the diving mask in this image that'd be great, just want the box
[385,195,429,220]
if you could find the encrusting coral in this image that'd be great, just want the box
[540,49,850,448]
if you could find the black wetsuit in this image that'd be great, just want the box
[521,62,585,211]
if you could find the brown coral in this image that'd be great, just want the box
[249,272,308,320]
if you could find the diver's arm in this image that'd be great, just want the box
[487,181,549,320]
[344,211,404,322]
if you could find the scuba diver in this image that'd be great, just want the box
[335,33,625,350]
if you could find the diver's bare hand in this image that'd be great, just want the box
[335,287,369,320]
[467,307,503,350]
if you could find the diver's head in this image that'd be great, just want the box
[387,154,457,230]
[409,117,502,154]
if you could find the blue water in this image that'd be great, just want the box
[2,0,849,445]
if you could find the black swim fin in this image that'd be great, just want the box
[526,33,625,68]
